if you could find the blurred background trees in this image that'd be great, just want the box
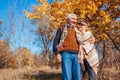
[0,0,43,69]
[0,0,119,79]
[0,0,119,71]
[0,40,16,68]
[24,0,120,79]
[25,0,120,65]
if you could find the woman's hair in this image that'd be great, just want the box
[78,20,90,27]
[78,20,91,31]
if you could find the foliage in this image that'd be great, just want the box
[25,0,120,44]
[0,40,16,68]
[24,1,120,79]
[15,47,34,68]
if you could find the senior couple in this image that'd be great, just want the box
[53,13,102,80]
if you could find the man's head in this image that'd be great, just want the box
[67,14,77,27]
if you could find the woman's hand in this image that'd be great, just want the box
[89,36,95,44]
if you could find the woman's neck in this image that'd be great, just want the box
[81,30,86,34]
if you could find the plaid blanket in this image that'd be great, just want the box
[75,29,103,73]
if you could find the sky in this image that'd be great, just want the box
[0,0,54,21]
[0,0,54,54]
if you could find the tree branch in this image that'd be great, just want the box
[104,31,120,52]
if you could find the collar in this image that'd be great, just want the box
[66,24,74,29]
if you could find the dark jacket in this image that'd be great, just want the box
[53,28,61,54]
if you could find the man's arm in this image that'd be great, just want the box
[53,28,61,55]
[53,28,62,63]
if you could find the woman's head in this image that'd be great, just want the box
[77,20,89,31]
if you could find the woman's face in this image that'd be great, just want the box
[77,24,87,31]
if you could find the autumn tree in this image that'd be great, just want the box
[0,40,16,68]
[0,0,37,69]
[25,5,55,64]
[25,0,120,79]
[25,0,120,40]
[25,1,120,56]
[15,47,34,69]
[33,15,55,64]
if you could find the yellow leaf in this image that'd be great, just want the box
[97,2,102,5]
[57,10,63,15]
[99,10,105,16]
[114,5,118,8]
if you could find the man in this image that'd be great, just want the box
[53,14,82,80]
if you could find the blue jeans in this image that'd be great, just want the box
[61,52,82,80]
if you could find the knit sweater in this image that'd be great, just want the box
[61,28,79,52]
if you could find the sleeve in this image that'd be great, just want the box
[87,31,95,44]
[86,31,92,39]
[53,28,61,55]
[76,32,82,43]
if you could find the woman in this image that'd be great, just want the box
[74,20,102,80]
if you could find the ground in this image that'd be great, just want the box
[0,66,120,80]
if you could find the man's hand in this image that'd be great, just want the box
[56,44,63,51]
[56,54,62,63]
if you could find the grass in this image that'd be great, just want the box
[0,66,120,80]
[23,66,62,80]
[0,66,62,80]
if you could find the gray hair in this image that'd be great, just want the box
[78,20,90,26]
[67,14,77,19]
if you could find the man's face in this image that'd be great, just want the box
[69,17,77,27]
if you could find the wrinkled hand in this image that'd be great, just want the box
[56,54,62,63]
[89,36,95,44]
[56,44,63,51]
